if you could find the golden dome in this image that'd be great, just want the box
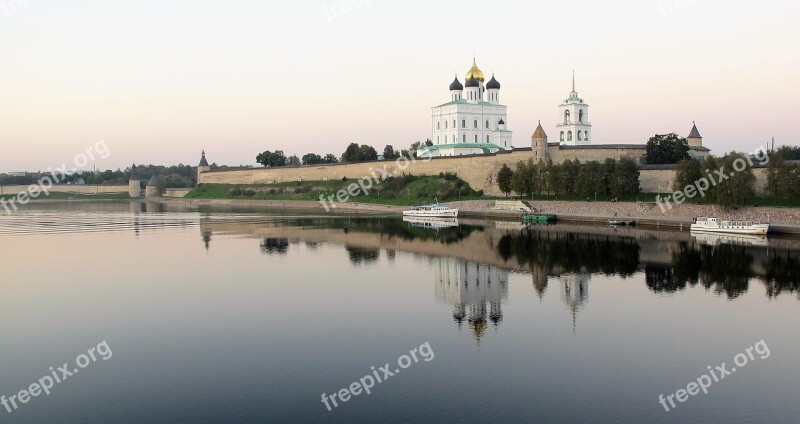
[465,58,485,82]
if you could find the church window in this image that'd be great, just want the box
[560,131,565,141]
[437,121,440,130]
[453,119,456,128]
[462,134,466,142]
[474,134,478,143]
[577,132,582,141]
[584,131,589,141]
[486,135,490,142]
[486,120,489,128]
[579,109,584,123]
[462,119,466,128]
[567,131,573,141]
[564,110,570,124]
[445,121,448,129]
[474,120,478,128]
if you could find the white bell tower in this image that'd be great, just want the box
[556,71,592,145]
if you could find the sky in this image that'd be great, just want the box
[0,0,798,172]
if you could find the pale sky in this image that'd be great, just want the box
[1,0,798,171]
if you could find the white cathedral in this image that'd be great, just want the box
[419,60,593,157]
[420,59,513,157]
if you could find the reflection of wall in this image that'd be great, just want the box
[433,258,509,342]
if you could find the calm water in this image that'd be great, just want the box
[1,202,798,424]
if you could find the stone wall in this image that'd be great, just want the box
[0,184,129,195]
[199,148,768,195]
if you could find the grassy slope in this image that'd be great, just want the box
[186,175,488,205]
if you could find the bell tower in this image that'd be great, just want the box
[556,71,592,146]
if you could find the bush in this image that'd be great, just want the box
[231,187,243,196]
[243,189,256,197]
[294,186,311,194]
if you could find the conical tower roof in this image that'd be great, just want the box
[532,121,548,139]
[688,122,702,138]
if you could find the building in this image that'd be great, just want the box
[420,59,512,157]
[556,72,592,145]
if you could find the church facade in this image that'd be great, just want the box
[420,59,512,157]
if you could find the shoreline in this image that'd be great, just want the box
[18,197,800,235]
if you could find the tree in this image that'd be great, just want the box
[673,159,703,193]
[715,153,755,209]
[560,159,580,195]
[511,160,535,198]
[383,145,398,160]
[302,153,322,165]
[287,155,301,166]
[323,154,339,164]
[342,143,378,162]
[155,176,167,196]
[256,150,287,167]
[610,157,640,198]
[545,159,561,197]
[645,133,691,165]
[497,164,514,197]
[766,154,800,200]
[576,161,604,197]
[775,145,800,161]
[601,159,617,196]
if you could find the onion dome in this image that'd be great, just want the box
[486,75,501,89]
[449,76,463,91]
[465,74,480,88]
[465,58,485,82]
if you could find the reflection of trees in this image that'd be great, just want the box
[260,238,289,255]
[760,252,800,299]
[277,217,478,244]
[346,246,379,265]
[645,265,681,293]
[496,229,640,277]
[696,245,752,299]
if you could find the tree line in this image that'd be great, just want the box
[497,158,641,199]
[256,140,434,167]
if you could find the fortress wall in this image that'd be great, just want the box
[198,148,768,196]
[0,184,128,195]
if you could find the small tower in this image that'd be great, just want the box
[197,150,210,186]
[449,75,464,101]
[532,121,549,162]
[145,175,159,198]
[687,122,703,147]
[556,71,592,145]
[128,163,142,198]
[486,74,501,104]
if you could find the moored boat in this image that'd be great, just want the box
[690,217,770,235]
[402,198,459,218]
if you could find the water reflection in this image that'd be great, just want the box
[432,257,508,342]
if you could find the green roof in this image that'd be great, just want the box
[425,142,504,151]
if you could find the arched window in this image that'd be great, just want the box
[445,121,448,129]
[577,131,582,141]
[579,109,583,123]
[486,135,490,142]
[474,120,478,129]
[564,110,570,124]
[567,131,573,141]
[437,122,440,130]
[462,119,466,128]
[560,131,565,141]
[584,131,589,141]
[474,134,478,143]
[453,120,456,128]
[486,120,489,129]
[462,134,466,143]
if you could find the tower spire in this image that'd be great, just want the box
[572,70,575,92]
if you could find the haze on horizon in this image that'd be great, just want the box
[1,0,798,172]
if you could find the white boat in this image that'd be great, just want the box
[690,231,769,247]
[402,198,459,218]
[689,217,770,235]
